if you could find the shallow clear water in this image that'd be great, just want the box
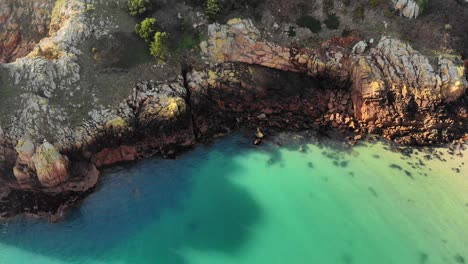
[0,133,467,264]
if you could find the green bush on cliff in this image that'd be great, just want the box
[128,0,152,16]
[369,0,380,8]
[324,13,340,29]
[205,0,222,21]
[353,5,365,20]
[323,0,334,14]
[150,32,169,63]
[297,15,321,33]
[135,18,157,43]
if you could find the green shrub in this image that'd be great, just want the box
[128,0,152,16]
[150,32,169,63]
[296,15,321,33]
[287,26,297,37]
[353,6,365,20]
[135,17,157,42]
[205,0,222,21]
[324,13,340,29]
[369,0,380,8]
[177,31,204,51]
[323,0,334,14]
[341,27,352,37]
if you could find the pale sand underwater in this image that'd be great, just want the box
[0,133,466,264]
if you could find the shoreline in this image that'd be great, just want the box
[0,2,467,221]
[0,128,466,222]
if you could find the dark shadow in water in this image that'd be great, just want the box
[0,134,262,264]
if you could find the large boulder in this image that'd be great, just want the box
[352,37,467,122]
[13,137,36,185]
[31,142,69,187]
[15,137,35,166]
[392,0,426,19]
[204,19,467,123]
[203,19,467,144]
[0,0,55,63]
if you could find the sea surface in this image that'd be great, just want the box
[0,133,467,264]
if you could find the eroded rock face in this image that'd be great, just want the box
[352,37,467,122]
[392,0,425,19]
[204,19,354,87]
[0,0,55,63]
[93,146,137,168]
[31,142,69,187]
[13,139,71,188]
[203,19,467,144]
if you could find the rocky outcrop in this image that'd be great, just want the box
[352,37,467,121]
[203,19,467,144]
[13,139,70,188]
[0,0,55,63]
[31,142,69,188]
[93,146,138,168]
[1,6,467,221]
[392,0,426,19]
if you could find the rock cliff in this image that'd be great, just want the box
[392,0,427,19]
[0,2,467,220]
[0,0,55,63]
[203,19,467,144]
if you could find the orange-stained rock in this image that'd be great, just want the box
[31,142,69,187]
[93,145,138,168]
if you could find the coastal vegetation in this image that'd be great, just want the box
[128,0,152,16]
[369,0,380,8]
[205,0,222,21]
[130,2,169,63]
[150,31,169,63]
[415,0,429,10]
[135,17,157,43]
[324,13,340,29]
[296,15,322,33]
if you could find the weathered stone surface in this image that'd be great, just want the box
[15,137,35,166]
[352,37,467,122]
[352,41,367,55]
[1,8,467,220]
[392,0,424,19]
[0,0,54,63]
[204,19,467,125]
[31,142,69,187]
[204,19,354,87]
[203,19,467,144]
[93,145,138,168]
[132,79,189,130]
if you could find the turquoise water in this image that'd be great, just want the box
[0,133,467,264]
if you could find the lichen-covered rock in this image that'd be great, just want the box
[204,19,354,87]
[0,0,55,63]
[352,41,367,54]
[352,37,467,122]
[438,56,467,102]
[93,145,138,168]
[31,142,69,187]
[204,19,467,144]
[15,137,35,166]
[392,0,425,19]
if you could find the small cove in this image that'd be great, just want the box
[0,132,467,264]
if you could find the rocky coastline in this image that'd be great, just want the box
[0,0,467,221]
